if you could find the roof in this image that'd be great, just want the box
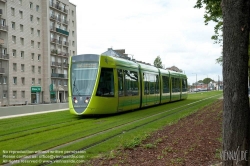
[166,66,183,73]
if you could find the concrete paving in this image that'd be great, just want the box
[0,103,68,120]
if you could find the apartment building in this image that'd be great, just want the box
[0,0,77,106]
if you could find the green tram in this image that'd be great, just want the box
[68,54,188,115]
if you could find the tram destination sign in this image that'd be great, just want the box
[31,86,41,93]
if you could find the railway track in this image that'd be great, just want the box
[1,93,222,166]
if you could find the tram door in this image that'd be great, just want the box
[117,69,131,112]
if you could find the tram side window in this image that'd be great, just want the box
[162,76,169,93]
[130,71,139,96]
[144,73,149,95]
[118,69,124,96]
[96,68,114,97]
[172,77,176,92]
[124,70,132,96]
[182,79,187,92]
[149,74,155,94]
[175,78,180,92]
[155,75,159,94]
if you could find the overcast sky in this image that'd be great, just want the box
[69,0,222,84]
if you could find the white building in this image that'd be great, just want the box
[0,0,77,106]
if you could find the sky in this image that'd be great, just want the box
[69,0,222,85]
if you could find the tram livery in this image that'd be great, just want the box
[68,54,188,115]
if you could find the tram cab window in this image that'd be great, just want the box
[96,68,114,97]
[182,79,187,92]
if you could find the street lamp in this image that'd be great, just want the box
[192,73,197,92]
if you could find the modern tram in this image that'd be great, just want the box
[68,54,188,115]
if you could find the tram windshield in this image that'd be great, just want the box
[71,62,98,96]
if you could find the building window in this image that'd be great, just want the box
[72,31,74,37]
[19,0,22,5]
[21,77,25,85]
[13,77,17,85]
[13,91,17,99]
[12,36,16,43]
[58,80,61,86]
[21,51,24,58]
[38,54,41,61]
[38,79,41,85]
[64,80,67,86]
[37,30,40,37]
[36,5,39,12]
[11,7,15,16]
[2,77,6,84]
[21,64,25,72]
[20,24,23,32]
[19,11,23,19]
[21,91,25,98]
[72,20,74,27]
[11,22,15,30]
[3,91,7,98]
[30,2,33,9]
[31,40,34,48]
[38,66,41,74]
[72,10,74,16]
[72,41,75,47]
[37,17,40,24]
[30,15,33,22]
[32,65,35,73]
[31,28,34,35]
[31,53,34,60]
[32,78,35,85]
[12,49,16,57]
[20,38,24,45]
[13,63,17,71]
[38,42,40,49]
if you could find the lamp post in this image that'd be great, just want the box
[192,73,197,92]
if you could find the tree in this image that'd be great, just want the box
[203,77,213,84]
[195,0,250,165]
[153,56,163,69]
[221,0,250,165]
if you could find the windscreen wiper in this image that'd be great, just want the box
[72,77,81,96]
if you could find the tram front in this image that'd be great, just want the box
[69,54,99,115]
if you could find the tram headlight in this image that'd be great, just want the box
[73,97,78,103]
[84,97,90,103]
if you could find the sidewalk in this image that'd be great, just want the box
[0,103,68,120]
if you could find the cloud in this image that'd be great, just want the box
[70,0,222,84]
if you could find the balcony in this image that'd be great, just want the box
[50,26,56,32]
[63,41,69,46]
[51,62,62,67]
[50,2,68,14]
[63,63,69,68]
[50,38,62,45]
[0,53,9,60]
[51,73,67,79]
[0,25,8,31]
[62,19,68,25]
[56,28,69,36]
[50,14,57,20]
[58,51,69,57]
[0,68,5,74]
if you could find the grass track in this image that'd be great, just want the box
[0,91,222,165]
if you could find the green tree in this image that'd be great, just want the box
[153,56,163,69]
[203,78,213,84]
[194,0,223,65]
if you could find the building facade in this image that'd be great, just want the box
[0,0,77,106]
